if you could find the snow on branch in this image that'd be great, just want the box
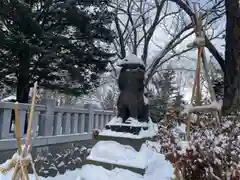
[182,100,223,114]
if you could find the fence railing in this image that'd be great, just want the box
[0,99,114,150]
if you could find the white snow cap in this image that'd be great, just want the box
[118,54,145,66]
[143,95,149,105]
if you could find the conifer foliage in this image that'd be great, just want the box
[0,0,115,102]
[149,69,179,122]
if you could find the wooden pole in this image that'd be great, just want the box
[24,81,38,156]
[186,42,203,140]
[1,82,39,180]
[198,11,220,125]
[195,44,202,124]
[14,103,22,154]
[186,3,220,140]
[186,3,202,140]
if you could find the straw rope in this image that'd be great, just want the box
[0,81,39,180]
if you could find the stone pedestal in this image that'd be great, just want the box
[82,116,157,177]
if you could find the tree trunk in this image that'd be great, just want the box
[222,0,240,115]
[16,53,30,103]
[16,53,30,134]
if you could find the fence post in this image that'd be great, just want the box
[0,108,12,139]
[88,104,94,133]
[42,99,56,136]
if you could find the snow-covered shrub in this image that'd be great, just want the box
[156,116,240,180]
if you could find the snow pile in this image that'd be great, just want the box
[1,95,16,102]
[138,121,157,138]
[1,142,174,180]
[0,169,83,180]
[107,116,123,125]
[87,141,148,169]
[0,141,174,180]
[78,165,142,180]
[172,123,186,139]
[143,95,148,105]
[80,141,174,180]
[145,141,161,153]
[181,104,193,115]
[210,100,223,110]
[101,117,158,139]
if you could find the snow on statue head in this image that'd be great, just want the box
[117,53,145,68]
[117,54,149,123]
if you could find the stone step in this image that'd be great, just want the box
[84,159,145,175]
[94,134,150,151]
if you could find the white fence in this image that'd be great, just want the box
[0,100,114,150]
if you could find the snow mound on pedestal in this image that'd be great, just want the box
[87,141,148,168]
[80,141,174,180]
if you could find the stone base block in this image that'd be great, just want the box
[85,159,145,175]
[95,134,150,151]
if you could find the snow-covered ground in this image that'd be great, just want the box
[0,116,173,180]
[0,141,174,180]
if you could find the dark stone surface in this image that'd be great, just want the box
[85,159,145,175]
[117,60,149,123]
[105,124,148,135]
[0,140,96,178]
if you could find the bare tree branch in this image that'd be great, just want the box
[139,0,148,64]
[145,24,193,84]
[141,0,167,63]
[155,47,194,69]
[126,0,138,54]
[170,0,225,71]
[137,10,180,47]
[114,13,126,58]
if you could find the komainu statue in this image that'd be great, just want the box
[117,54,149,123]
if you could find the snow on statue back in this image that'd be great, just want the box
[107,54,149,135]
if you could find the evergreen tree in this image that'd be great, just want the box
[0,0,115,103]
[149,69,177,122]
[103,90,115,110]
[173,92,185,107]
[160,69,178,102]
